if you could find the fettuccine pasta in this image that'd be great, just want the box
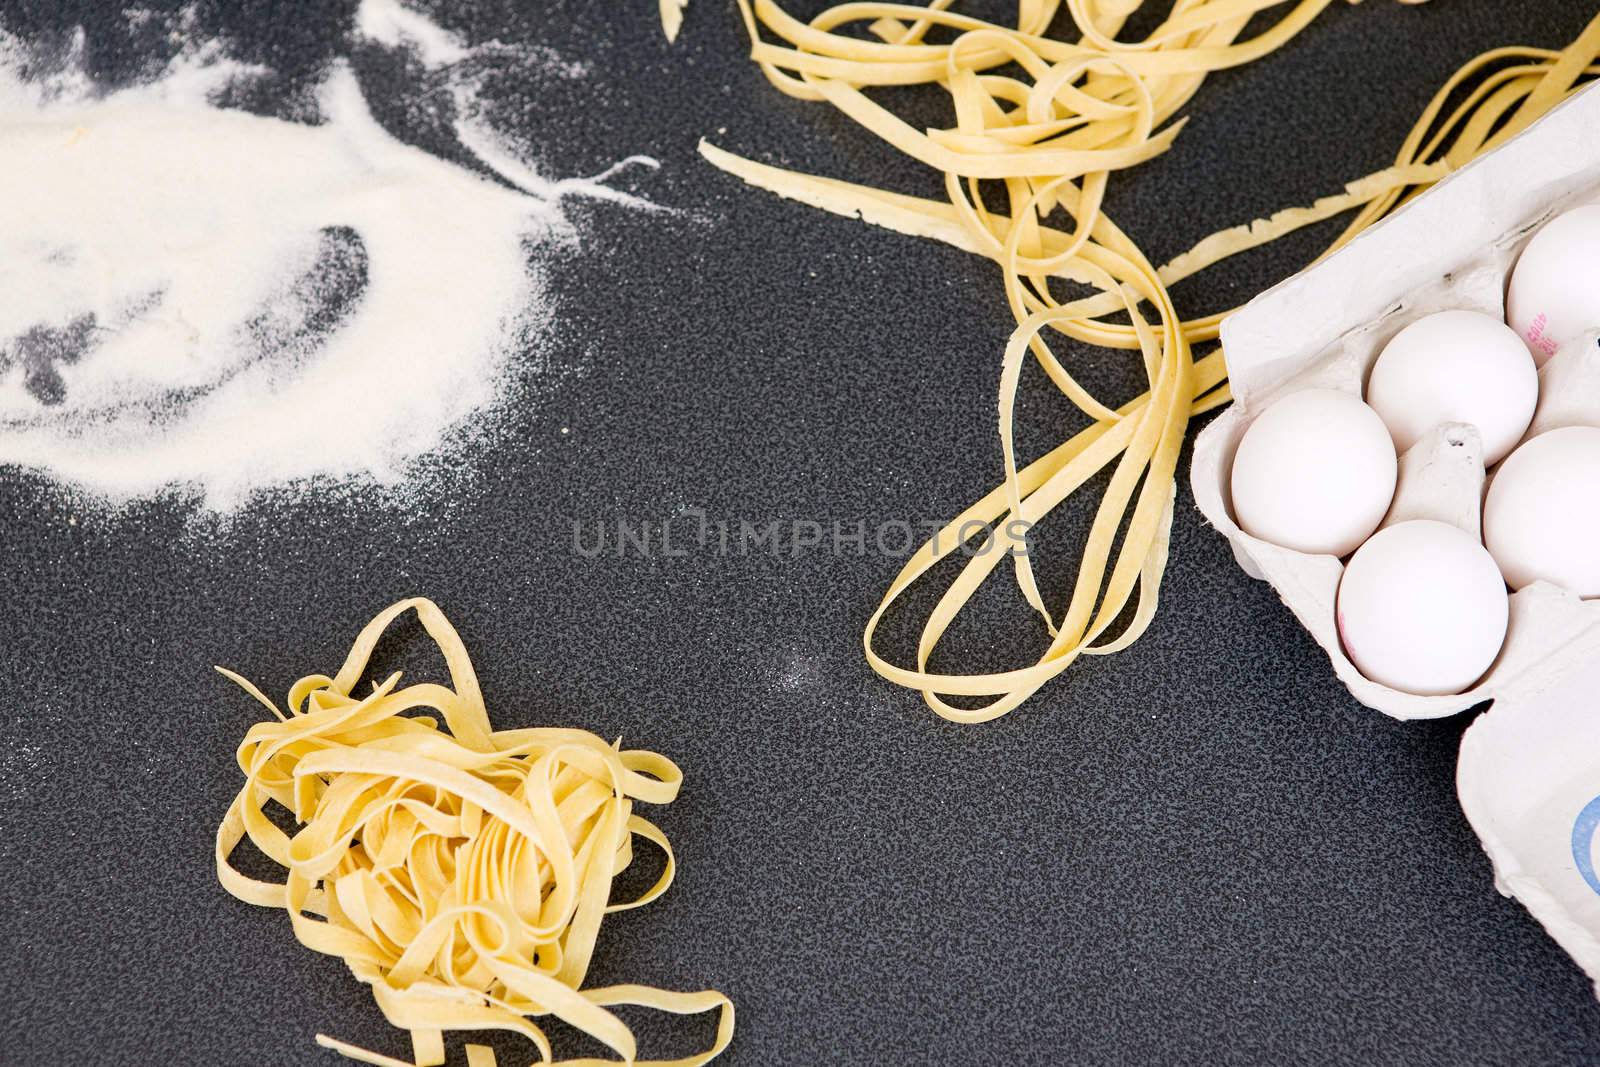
[215,598,733,1067]
[693,0,1600,722]
[660,0,688,42]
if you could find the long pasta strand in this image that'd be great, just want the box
[695,1,1600,721]
[216,598,734,1066]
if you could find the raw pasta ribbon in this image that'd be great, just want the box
[699,0,1600,721]
[215,597,734,1067]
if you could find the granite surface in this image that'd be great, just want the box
[3,1,1600,1064]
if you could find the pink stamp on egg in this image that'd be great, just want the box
[1526,312,1561,356]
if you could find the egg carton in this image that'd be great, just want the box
[1190,83,1600,995]
[1192,83,1600,723]
[1458,632,1600,997]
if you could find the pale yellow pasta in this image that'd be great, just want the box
[660,0,688,42]
[216,598,734,1067]
[700,0,1600,722]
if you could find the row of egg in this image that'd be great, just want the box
[1230,205,1600,698]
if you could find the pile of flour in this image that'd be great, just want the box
[0,1,651,510]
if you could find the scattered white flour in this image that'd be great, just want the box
[356,0,470,70]
[0,2,652,510]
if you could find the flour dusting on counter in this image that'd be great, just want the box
[0,6,654,510]
[356,0,469,69]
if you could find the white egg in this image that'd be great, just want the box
[1365,310,1537,465]
[1507,205,1600,366]
[1337,519,1508,696]
[1230,387,1397,556]
[1483,426,1600,596]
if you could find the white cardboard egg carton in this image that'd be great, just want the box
[1191,84,1600,993]
[1192,85,1600,723]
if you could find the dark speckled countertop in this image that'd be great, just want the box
[4,1,1600,1064]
